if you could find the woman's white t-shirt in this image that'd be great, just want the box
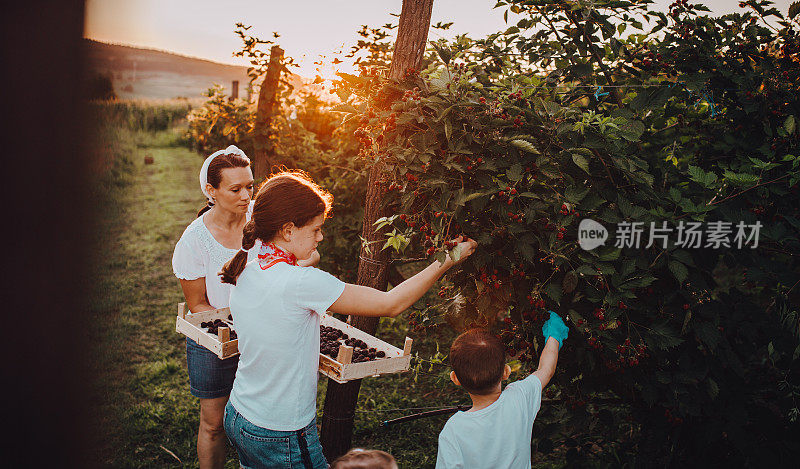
[228,261,346,431]
[172,208,256,309]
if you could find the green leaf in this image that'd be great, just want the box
[543,101,560,116]
[544,282,562,302]
[565,186,590,203]
[598,249,620,261]
[681,310,692,334]
[723,170,760,187]
[576,265,599,276]
[791,1,800,19]
[455,190,490,207]
[688,165,717,188]
[668,260,688,283]
[784,115,796,134]
[695,321,721,351]
[749,157,781,171]
[516,241,535,262]
[618,119,645,141]
[707,378,719,399]
[433,43,452,64]
[511,139,540,154]
[506,163,524,182]
[330,103,358,114]
[572,154,591,174]
[646,321,683,350]
[449,245,462,262]
[562,271,578,293]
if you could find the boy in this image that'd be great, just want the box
[331,448,397,469]
[435,311,569,469]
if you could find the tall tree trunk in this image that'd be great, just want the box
[252,45,283,181]
[320,0,435,462]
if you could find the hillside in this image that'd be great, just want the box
[83,39,306,101]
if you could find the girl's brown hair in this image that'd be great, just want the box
[197,152,251,217]
[331,449,397,469]
[219,171,333,285]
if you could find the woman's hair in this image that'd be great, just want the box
[331,449,397,469]
[219,171,333,285]
[197,152,251,217]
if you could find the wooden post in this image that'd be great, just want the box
[320,0,434,461]
[252,45,284,181]
[230,80,239,101]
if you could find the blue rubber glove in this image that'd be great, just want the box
[541,311,569,350]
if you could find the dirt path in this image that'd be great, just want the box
[89,133,239,468]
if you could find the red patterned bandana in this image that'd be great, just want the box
[258,241,298,270]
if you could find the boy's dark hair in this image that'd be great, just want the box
[450,328,506,395]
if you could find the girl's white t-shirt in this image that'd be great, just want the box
[172,207,255,309]
[228,261,346,431]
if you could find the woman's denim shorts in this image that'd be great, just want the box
[186,337,238,399]
[224,401,328,469]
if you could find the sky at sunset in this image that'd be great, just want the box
[85,0,794,78]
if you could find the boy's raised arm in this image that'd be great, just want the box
[533,312,569,388]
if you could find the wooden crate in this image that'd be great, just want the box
[318,313,413,384]
[175,304,413,382]
[175,303,239,359]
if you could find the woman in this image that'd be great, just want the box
[172,146,317,469]
[219,171,477,468]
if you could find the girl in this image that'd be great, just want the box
[220,171,477,468]
[172,147,317,469]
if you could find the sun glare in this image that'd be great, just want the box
[296,49,357,87]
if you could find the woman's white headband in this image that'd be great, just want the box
[199,145,250,203]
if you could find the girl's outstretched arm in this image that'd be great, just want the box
[329,237,477,318]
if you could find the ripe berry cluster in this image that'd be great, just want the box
[498,318,536,362]
[319,325,386,362]
[401,87,421,102]
[200,319,237,340]
[477,267,508,290]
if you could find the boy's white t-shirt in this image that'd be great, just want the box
[435,374,543,469]
[172,204,255,308]
[228,261,346,431]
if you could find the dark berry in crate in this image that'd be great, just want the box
[227,314,233,320]
[377,351,386,358]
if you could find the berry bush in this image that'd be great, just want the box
[334,0,800,463]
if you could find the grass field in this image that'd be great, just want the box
[88,121,476,468]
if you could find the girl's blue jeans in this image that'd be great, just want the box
[224,401,328,469]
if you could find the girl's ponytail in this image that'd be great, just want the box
[219,220,257,285]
